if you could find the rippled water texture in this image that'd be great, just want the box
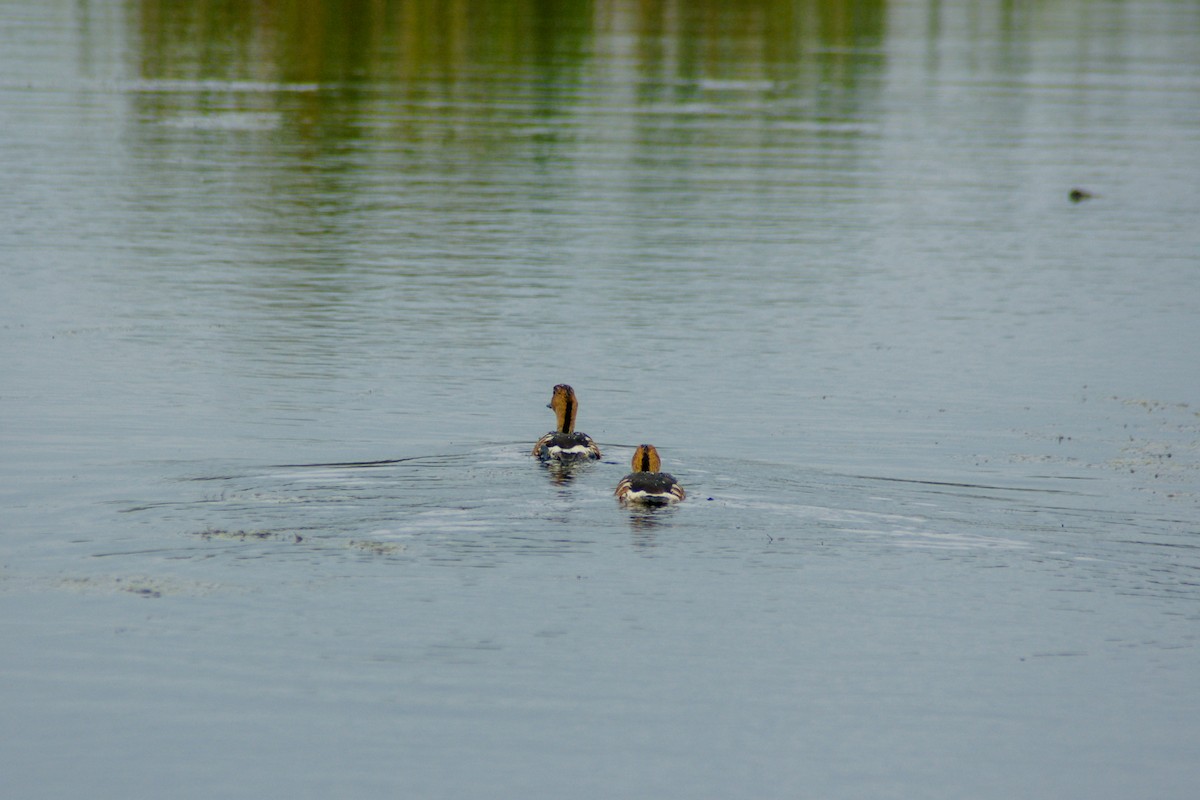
[2,1,1199,797]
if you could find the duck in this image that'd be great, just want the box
[615,444,685,505]
[532,384,601,461]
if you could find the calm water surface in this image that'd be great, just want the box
[2,1,1199,797]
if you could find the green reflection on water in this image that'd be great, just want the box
[130,0,885,84]
[119,0,890,258]
[123,0,888,204]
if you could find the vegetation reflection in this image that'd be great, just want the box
[131,0,885,85]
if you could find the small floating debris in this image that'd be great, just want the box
[194,528,309,546]
[347,539,406,556]
[1068,187,1095,203]
[53,575,220,598]
[196,527,275,541]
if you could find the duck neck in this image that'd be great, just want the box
[559,398,575,434]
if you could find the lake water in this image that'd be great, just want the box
[2,0,1199,797]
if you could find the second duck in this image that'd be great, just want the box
[615,444,685,505]
[533,384,602,462]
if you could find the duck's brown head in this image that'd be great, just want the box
[630,444,662,473]
[548,384,579,434]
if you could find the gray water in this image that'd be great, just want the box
[3,0,1199,797]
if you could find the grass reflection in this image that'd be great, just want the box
[131,0,885,84]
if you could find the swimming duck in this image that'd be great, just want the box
[615,444,685,505]
[532,384,601,461]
